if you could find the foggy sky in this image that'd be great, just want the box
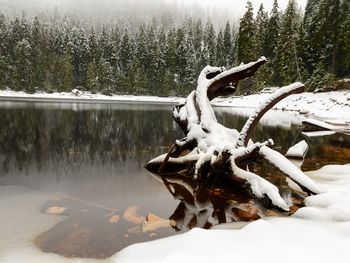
[172,0,307,15]
[0,0,308,28]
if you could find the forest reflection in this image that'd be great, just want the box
[1,102,350,258]
[0,102,181,177]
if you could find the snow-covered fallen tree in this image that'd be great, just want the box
[146,57,323,212]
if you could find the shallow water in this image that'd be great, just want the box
[0,101,349,259]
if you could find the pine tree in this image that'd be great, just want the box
[203,21,216,65]
[117,29,135,93]
[344,13,350,73]
[303,0,343,81]
[49,55,73,92]
[98,58,115,95]
[183,27,197,93]
[193,19,205,73]
[266,0,280,60]
[237,1,257,64]
[237,1,258,93]
[256,4,269,57]
[133,24,148,93]
[69,27,90,89]
[30,17,47,89]
[164,27,177,94]
[255,4,270,88]
[276,0,303,85]
[145,23,159,93]
[223,21,232,67]
[215,30,225,66]
[157,27,168,95]
[13,39,33,91]
[265,0,281,85]
[0,12,8,88]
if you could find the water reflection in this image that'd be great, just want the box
[0,101,349,258]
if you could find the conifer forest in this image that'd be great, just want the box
[0,0,349,96]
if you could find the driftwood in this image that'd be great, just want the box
[146,57,323,211]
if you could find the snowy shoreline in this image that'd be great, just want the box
[2,164,350,263]
[1,89,350,121]
[0,89,185,105]
[1,89,350,262]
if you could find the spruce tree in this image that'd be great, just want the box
[0,12,8,88]
[256,4,269,57]
[303,0,344,83]
[276,0,303,85]
[203,21,216,65]
[13,39,33,91]
[215,30,225,66]
[223,21,232,67]
[344,13,350,73]
[237,1,257,64]
[266,0,281,85]
[255,4,270,89]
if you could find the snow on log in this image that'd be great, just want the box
[302,118,350,135]
[259,146,323,195]
[148,57,323,214]
[285,140,309,159]
[302,131,336,137]
[230,157,290,211]
[236,82,305,148]
[302,118,335,132]
[206,57,268,100]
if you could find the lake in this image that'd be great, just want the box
[0,101,349,259]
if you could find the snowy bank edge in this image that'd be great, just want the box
[1,89,350,122]
[115,163,350,263]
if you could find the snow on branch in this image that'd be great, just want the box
[236,82,305,148]
[148,58,322,213]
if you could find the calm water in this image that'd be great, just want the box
[0,101,349,259]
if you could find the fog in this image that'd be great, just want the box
[0,0,307,28]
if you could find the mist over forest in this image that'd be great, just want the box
[0,0,239,30]
[0,0,349,96]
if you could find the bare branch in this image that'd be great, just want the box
[236,82,305,148]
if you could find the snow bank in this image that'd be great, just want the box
[116,219,350,263]
[1,89,349,123]
[115,163,350,263]
[0,89,184,105]
[1,167,350,263]
[213,90,350,122]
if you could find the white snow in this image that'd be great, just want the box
[230,155,290,211]
[2,88,349,124]
[302,131,336,137]
[115,163,350,263]
[285,140,309,159]
[236,82,304,147]
[259,145,323,194]
[213,90,350,122]
[302,118,335,130]
[0,89,185,105]
[1,87,350,261]
[4,169,350,263]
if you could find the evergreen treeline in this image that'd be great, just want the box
[0,0,349,96]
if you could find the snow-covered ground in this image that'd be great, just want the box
[213,90,350,121]
[0,89,184,105]
[1,89,350,122]
[1,89,350,262]
[116,163,350,263]
[1,164,350,263]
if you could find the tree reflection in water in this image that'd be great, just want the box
[154,171,302,231]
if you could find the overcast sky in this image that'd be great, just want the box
[0,0,308,27]
[170,0,307,16]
